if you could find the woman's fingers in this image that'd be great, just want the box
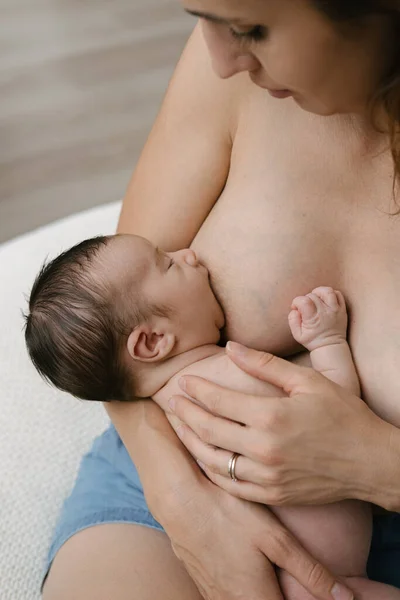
[226,342,322,395]
[199,465,288,505]
[176,424,284,492]
[178,375,258,424]
[258,520,354,600]
[170,392,287,464]
[177,375,285,429]
[170,393,248,453]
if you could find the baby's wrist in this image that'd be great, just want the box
[306,332,347,353]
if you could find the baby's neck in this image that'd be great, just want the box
[137,344,222,398]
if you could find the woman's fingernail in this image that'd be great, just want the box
[226,341,247,356]
[331,583,354,600]
[178,377,186,391]
[176,426,184,440]
[168,397,176,412]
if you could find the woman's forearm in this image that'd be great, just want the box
[104,400,199,521]
[363,417,400,511]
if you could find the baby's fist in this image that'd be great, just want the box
[288,287,348,351]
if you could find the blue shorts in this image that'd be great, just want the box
[43,424,400,588]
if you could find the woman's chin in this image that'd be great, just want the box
[293,95,338,117]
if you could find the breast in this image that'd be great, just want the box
[192,88,400,426]
[342,243,400,427]
[194,194,400,426]
[193,191,338,353]
[192,144,349,355]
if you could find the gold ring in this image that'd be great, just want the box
[228,452,240,482]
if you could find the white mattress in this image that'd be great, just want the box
[0,202,122,599]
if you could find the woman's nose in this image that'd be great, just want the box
[201,21,260,79]
[215,53,260,80]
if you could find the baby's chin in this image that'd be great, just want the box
[209,295,225,332]
[217,311,225,331]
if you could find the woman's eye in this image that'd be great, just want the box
[229,25,267,43]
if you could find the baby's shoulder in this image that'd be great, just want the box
[164,351,284,400]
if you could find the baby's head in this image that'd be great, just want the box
[24,234,224,401]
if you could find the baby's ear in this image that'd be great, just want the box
[127,325,175,363]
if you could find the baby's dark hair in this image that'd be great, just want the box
[24,235,149,402]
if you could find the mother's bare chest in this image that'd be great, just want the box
[192,101,400,424]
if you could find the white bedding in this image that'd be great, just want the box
[0,202,122,599]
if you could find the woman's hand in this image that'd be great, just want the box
[168,342,393,508]
[119,404,352,600]
[153,463,353,600]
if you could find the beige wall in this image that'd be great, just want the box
[0,0,193,242]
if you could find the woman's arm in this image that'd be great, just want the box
[116,25,233,250]
[105,26,351,600]
[106,20,233,509]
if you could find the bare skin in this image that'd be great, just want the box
[44,8,400,600]
[165,288,397,599]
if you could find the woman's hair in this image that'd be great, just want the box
[314,0,400,193]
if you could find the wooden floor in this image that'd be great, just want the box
[0,0,193,243]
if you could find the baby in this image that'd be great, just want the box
[24,233,398,600]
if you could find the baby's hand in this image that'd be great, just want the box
[288,287,348,352]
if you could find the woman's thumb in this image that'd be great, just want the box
[226,342,306,394]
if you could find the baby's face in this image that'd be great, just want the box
[106,234,225,347]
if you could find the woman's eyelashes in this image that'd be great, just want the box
[229,25,267,43]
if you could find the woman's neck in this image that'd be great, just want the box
[321,108,390,169]
[335,102,389,145]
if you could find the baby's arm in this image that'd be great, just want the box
[288,287,360,395]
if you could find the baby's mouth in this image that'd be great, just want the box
[198,261,209,275]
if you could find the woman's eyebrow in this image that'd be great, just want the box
[184,9,243,25]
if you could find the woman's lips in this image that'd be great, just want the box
[249,73,292,99]
[267,88,293,99]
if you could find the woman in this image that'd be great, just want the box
[43,1,400,599]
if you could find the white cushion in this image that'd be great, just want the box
[0,202,122,599]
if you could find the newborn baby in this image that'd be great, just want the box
[24,233,395,600]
